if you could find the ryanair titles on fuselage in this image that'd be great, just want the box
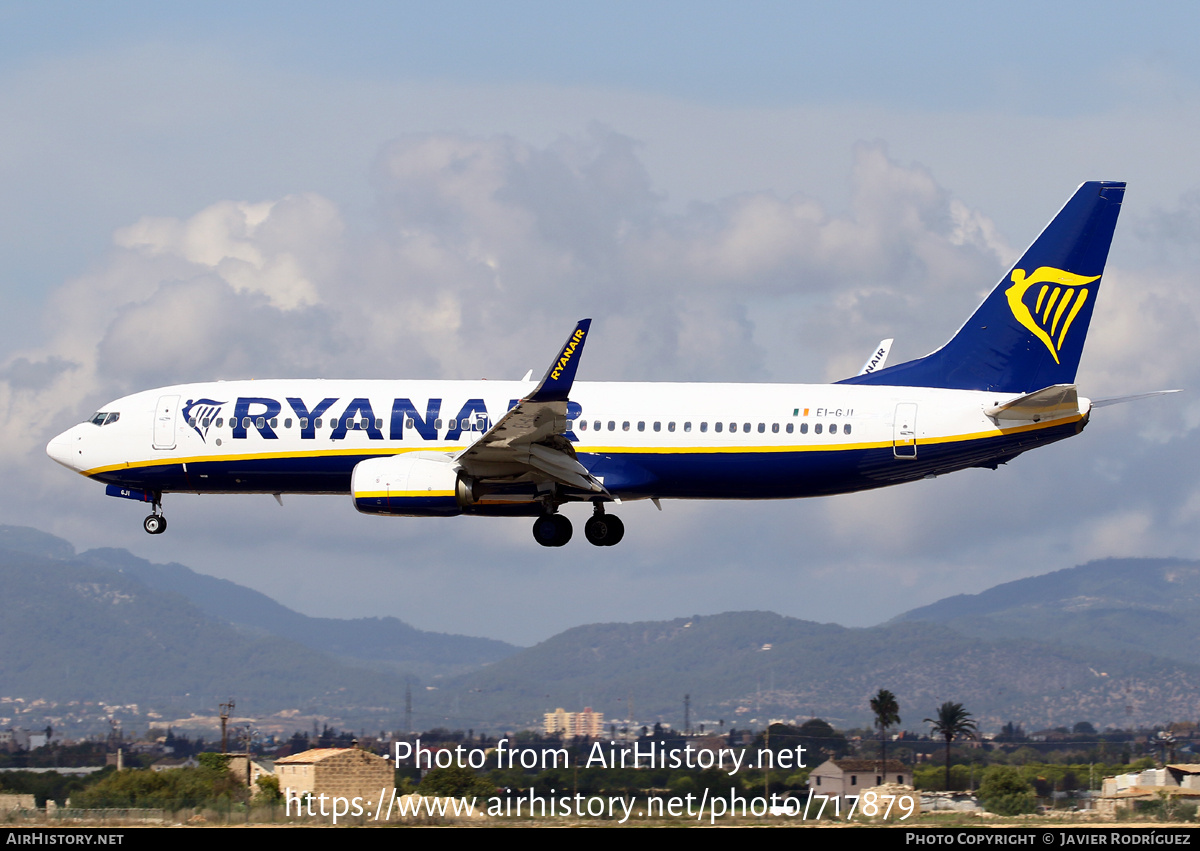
[183,395,584,444]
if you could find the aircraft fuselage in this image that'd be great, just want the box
[48,378,1088,507]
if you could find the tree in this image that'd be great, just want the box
[870,689,901,779]
[418,765,493,799]
[977,765,1035,815]
[924,702,977,791]
[252,775,283,806]
[794,718,849,763]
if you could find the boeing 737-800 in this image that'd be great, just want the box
[48,181,1155,547]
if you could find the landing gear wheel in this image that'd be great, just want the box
[585,513,624,546]
[532,514,572,547]
[143,514,167,535]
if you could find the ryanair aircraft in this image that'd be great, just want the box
[48,181,1156,547]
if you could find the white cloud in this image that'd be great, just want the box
[9,127,1194,643]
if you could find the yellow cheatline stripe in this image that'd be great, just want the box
[85,414,1082,477]
[82,444,461,478]
[354,490,456,499]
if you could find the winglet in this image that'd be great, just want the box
[525,319,591,403]
[857,338,893,376]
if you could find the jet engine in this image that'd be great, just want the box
[351,453,473,517]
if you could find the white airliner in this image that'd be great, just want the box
[48,181,1162,547]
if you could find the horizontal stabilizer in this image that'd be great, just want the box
[984,384,1080,421]
[1091,389,1182,409]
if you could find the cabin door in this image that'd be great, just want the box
[893,403,917,459]
[153,395,180,450]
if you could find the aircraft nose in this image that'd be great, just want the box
[47,428,83,471]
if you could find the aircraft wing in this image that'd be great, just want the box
[455,319,608,495]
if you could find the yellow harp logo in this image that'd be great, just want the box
[1005,267,1100,364]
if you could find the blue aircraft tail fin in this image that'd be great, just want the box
[840,181,1125,393]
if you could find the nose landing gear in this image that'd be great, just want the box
[143,494,167,535]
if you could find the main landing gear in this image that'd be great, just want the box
[532,513,572,547]
[584,503,624,547]
[143,495,167,535]
[531,503,624,548]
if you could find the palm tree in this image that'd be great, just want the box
[924,702,977,791]
[870,689,901,780]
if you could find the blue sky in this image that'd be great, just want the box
[4,2,1200,649]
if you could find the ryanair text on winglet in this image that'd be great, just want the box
[550,328,586,381]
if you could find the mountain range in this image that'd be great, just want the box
[2,524,1198,735]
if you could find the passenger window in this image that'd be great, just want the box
[623,421,630,431]
[715,422,723,433]
[815,423,823,434]
[202,418,211,428]
[729,423,737,433]
[300,418,308,429]
[654,422,661,432]
[638,421,645,432]
[188,417,197,427]
[242,417,251,429]
[684,422,691,432]
[844,423,852,435]
[800,423,808,434]
[772,423,779,433]
[284,418,292,428]
[668,422,676,432]
[594,421,601,431]
[256,417,265,429]
[786,423,793,434]
[270,418,278,428]
[608,421,616,431]
[757,423,765,433]
[405,418,415,429]
[743,423,750,433]
[216,418,224,428]
[376,418,383,430]
[315,418,323,429]
[579,420,587,431]
[434,419,443,429]
[830,423,837,434]
[331,419,340,429]
[448,419,456,430]
[700,422,707,433]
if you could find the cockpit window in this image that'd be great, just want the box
[90,412,120,426]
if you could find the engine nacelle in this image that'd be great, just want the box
[351,453,473,517]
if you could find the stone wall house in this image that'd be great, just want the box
[225,755,275,787]
[275,747,394,807]
[0,793,36,812]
